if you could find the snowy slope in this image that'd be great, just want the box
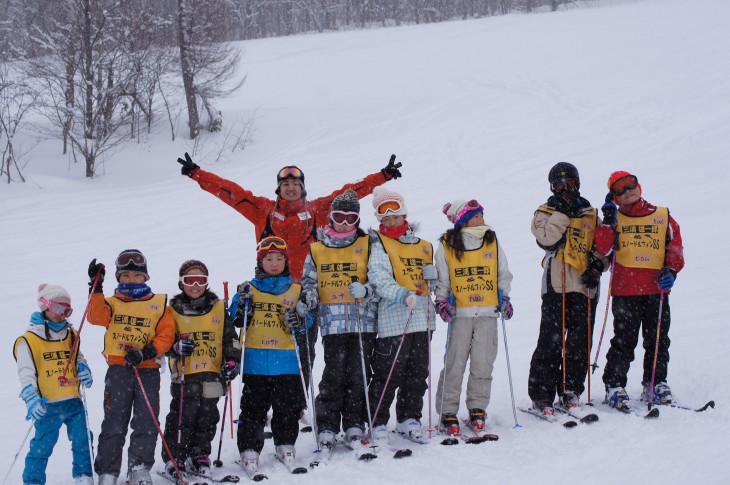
[1,0,728,483]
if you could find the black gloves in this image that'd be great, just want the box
[601,192,617,226]
[381,154,402,180]
[172,337,195,357]
[220,360,240,382]
[177,152,200,177]
[581,257,605,290]
[124,344,158,367]
[549,194,574,216]
[88,259,105,293]
[284,309,303,331]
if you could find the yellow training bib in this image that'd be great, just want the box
[14,331,80,400]
[103,294,167,357]
[538,206,597,273]
[444,239,499,307]
[377,233,433,293]
[310,235,369,304]
[615,207,669,269]
[246,284,301,350]
[170,300,226,375]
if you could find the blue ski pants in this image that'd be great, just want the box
[23,397,92,484]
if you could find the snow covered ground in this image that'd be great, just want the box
[1,0,728,483]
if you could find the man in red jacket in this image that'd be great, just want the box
[177,153,401,282]
[595,171,684,412]
[176,153,402,403]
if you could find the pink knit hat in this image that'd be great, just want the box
[372,187,407,222]
[37,284,71,311]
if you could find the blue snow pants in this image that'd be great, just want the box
[23,397,92,484]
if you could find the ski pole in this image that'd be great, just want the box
[437,319,452,436]
[2,421,34,485]
[591,251,616,374]
[350,276,377,451]
[59,270,103,386]
[561,255,567,396]
[426,298,434,438]
[647,290,666,411]
[236,297,250,438]
[221,281,234,443]
[213,385,230,468]
[132,367,188,485]
[498,291,520,428]
[176,346,188,452]
[80,386,95,465]
[586,296,592,404]
[289,314,319,450]
[371,307,415,429]
[302,310,319,439]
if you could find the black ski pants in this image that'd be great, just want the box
[528,291,598,402]
[602,293,671,389]
[237,374,304,453]
[315,332,376,433]
[369,331,429,427]
[162,374,222,464]
[94,365,160,477]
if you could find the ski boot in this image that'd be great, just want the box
[396,418,423,440]
[607,387,632,412]
[440,413,460,436]
[641,382,673,404]
[468,408,487,433]
[532,399,555,416]
[561,391,580,409]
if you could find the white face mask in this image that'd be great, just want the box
[462,226,488,238]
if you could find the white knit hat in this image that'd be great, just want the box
[37,284,72,311]
[372,187,407,222]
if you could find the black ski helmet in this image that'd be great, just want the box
[548,162,580,192]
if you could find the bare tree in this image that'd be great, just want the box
[26,0,167,177]
[0,61,37,183]
[177,0,246,139]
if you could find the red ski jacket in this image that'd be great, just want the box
[594,198,684,297]
[191,168,389,282]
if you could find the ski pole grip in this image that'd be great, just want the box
[351,276,359,283]
[223,281,229,302]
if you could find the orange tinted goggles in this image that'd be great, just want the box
[611,175,639,196]
[376,200,403,216]
[257,236,287,251]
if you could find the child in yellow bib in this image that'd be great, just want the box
[87,249,175,485]
[433,199,514,436]
[13,284,93,485]
[229,237,308,474]
[160,260,241,479]
[299,190,379,452]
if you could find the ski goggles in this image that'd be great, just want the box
[180,274,208,287]
[452,199,484,223]
[610,175,639,196]
[330,211,360,226]
[277,166,303,180]
[39,297,73,318]
[376,200,404,216]
[257,236,287,252]
[115,251,146,269]
[550,178,580,193]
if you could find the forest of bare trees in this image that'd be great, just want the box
[0,0,580,181]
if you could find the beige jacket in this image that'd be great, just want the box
[531,205,609,298]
